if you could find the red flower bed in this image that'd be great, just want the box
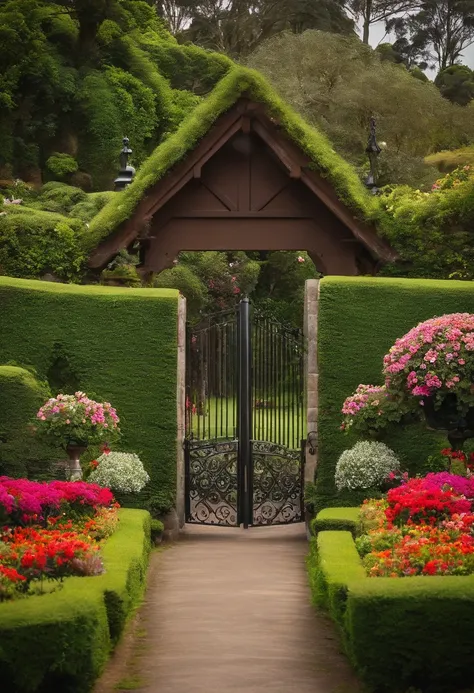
[0,477,118,601]
[357,476,474,577]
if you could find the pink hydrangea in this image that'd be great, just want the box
[384,313,474,401]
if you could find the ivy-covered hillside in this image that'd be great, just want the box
[0,0,232,189]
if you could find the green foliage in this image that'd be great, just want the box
[87,66,376,251]
[425,146,474,172]
[0,206,86,281]
[46,153,79,181]
[0,277,179,506]
[315,277,474,513]
[70,191,116,222]
[311,507,361,536]
[0,508,150,693]
[309,528,474,692]
[377,174,474,279]
[0,0,218,186]
[153,264,207,317]
[307,531,366,626]
[0,365,60,478]
[32,182,87,215]
[150,518,164,541]
[435,64,474,106]
[248,31,474,187]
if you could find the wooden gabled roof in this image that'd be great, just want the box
[86,67,397,268]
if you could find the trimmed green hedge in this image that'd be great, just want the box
[316,276,474,512]
[308,531,365,626]
[0,365,62,478]
[0,278,178,506]
[0,508,151,693]
[311,507,361,536]
[310,529,474,692]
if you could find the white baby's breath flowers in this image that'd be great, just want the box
[335,441,399,491]
[89,452,149,493]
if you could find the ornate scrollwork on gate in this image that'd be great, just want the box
[251,441,303,526]
[187,440,239,526]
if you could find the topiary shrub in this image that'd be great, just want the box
[335,441,400,492]
[45,153,79,181]
[34,182,87,215]
[0,206,85,281]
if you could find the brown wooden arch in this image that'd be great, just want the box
[88,98,397,275]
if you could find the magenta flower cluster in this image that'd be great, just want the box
[0,477,114,523]
[424,473,474,499]
[36,391,120,445]
[383,313,474,401]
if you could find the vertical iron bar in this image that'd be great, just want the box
[238,298,252,529]
[184,439,191,521]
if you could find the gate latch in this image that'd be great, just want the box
[306,431,317,455]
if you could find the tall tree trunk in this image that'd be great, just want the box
[362,0,372,43]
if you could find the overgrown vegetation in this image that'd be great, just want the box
[0,0,231,188]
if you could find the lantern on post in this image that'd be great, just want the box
[365,117,381,195]
[114,137,135,191]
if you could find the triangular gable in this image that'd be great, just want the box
[86,67,397,269]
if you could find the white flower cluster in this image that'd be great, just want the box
[89,452,150,493]
[334,441,399,491]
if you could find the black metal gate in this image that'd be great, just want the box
[184,299,305,528]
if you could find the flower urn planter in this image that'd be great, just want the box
[423,395,474,450]
[65,442,88,481]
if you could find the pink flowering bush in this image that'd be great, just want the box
[0,477,114,525]
[36,391,120,447]
[383,313,474,411]
[341,384,402,436]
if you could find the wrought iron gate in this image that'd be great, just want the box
[184,299,305,528]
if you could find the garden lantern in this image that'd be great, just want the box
[114,137,135,191]
[365,117,381,194]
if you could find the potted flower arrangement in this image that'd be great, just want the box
[383,313,474,449]
[36,392,120,480]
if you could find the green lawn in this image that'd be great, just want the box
[189,396,306,449]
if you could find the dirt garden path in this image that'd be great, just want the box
[95,524,363,693]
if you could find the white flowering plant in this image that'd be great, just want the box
[88,452,150,494]
[335,441,400,492]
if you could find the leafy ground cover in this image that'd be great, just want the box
[0,476,118,600]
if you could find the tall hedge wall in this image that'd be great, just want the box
[0,278,179,508]
[315,276,474,512]
[0,365,61,478]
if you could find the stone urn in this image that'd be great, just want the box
[423,394,474,451]
[65,442,88,481]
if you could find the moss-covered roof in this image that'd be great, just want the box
[85,67,377,252]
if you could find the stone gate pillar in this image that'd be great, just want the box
[304,279,319,482]
[176,294,187,528]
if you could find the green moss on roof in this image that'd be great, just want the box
[85,67,377,253]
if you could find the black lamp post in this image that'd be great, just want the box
[365,117,381,195]
[114,137,136,191]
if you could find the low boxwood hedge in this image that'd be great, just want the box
[0,508,151,693]
[310,527,474,692]
[311,507,361,536]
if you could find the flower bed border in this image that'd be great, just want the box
[309,511,474,692]
[0,508,151,693]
